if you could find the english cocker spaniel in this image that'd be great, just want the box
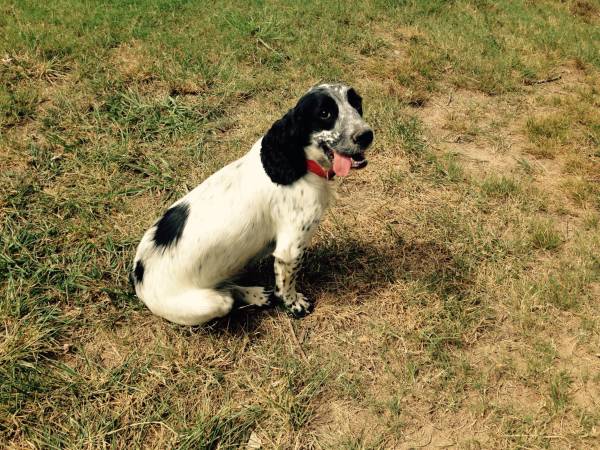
[131,83,373,325]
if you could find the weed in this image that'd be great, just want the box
[481,175,520,199]
[529,219,562,251]
[549,370,572,411]
[177,406,263,450]
[0,86,39,128]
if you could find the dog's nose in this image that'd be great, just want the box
[352,129,374,149]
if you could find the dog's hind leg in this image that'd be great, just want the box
[230,285,272,307]
[147,288,234,326]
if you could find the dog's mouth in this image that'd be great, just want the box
[322,144,368,176]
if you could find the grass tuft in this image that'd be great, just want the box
[177,406,263,450]
[529,219,562,251]
[549,370,573,411]
[0,86,39,128]
[481,175,521,199]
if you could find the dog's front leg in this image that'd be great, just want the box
[273,236,312,317]
[274,256,312,317]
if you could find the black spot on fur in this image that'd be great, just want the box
[261,90,338,185]
[347,88,363,116]
[153,202,190,248]
[132,260,145,285]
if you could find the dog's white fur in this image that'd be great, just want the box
[132,83,371,325]
[133,141,331,325]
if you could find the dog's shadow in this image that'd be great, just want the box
[208,236,468,335]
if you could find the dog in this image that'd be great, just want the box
[130,83,373,325]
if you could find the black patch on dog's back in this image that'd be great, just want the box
[153,202,190,248]
[131,260,145,285]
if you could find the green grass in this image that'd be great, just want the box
[529,219,563,250]
[481,175,521,199]
[549,370,573,411]
[526,114,570,143]
[177,406,264,450]
[0,86,40,127]
[2,0,600,448]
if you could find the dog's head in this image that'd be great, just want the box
[261,83,373,185]
[300,84,373,174]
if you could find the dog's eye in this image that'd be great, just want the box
[319,109,331,120]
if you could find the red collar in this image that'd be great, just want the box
[307,160,335,180]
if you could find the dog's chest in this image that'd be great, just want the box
[272,177,333,227]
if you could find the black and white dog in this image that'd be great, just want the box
[131,83,373,325]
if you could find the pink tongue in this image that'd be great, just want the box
[333,152,352,177]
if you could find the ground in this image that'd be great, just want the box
[1,1,600,448]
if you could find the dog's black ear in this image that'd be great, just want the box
[260,106,310,185]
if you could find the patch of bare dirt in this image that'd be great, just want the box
[109,41,204,99]
[570,0,600,22]
[412,66,599,221]
[110,41,156,84]
[313,400,387,447]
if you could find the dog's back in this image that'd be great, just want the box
[133,143,275,310]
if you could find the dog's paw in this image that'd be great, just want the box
[251,288,273,307]
[234,286,272,308]
[284,293,313,318]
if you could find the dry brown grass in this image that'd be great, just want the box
[2,1,600,448]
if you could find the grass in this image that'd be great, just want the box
[529,219,563,250]
[550,370,573,411]
[1,0,600,448]
[481,175,521,199]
